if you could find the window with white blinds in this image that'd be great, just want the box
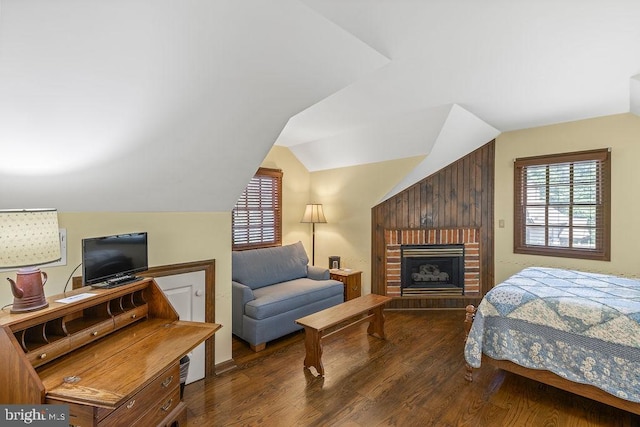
[514,148,610,261]
[232,168,282,250]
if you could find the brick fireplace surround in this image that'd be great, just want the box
[385,228,480,297]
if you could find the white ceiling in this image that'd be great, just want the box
[279,0,640,172]
[1,1,639,211]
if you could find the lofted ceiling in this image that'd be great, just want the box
[1,1,640,211]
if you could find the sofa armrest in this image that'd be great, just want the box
[307,265,330,280]
[232,281,255,337]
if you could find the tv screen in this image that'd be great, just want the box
[82,232,148,286]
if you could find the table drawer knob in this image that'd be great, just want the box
[161,375,174,388]
[39,353,47,359]
[126,399,135,409]
[91,331,98,336]
[161,398,173,412]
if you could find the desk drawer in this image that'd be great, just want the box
[113,305,148,330]
[26,337,70,368]
[98,362,179,427]
[69,319,114,348]
[131,387,181,427]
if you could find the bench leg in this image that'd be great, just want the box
[302,327,324,376]
[367,306,386,339]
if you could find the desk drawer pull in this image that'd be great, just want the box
[161,398,173,412]
[39,353,47,360]
[161,375,174,388]
[126,399,135,409]
[91,331,98,336]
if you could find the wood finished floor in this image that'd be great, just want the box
[183,310,639,426]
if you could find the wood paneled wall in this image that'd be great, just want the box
[371,140,495,309]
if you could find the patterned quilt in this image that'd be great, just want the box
[464,267,640,403]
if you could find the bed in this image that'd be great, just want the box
[464,267,640,415]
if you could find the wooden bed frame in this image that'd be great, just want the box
[464,304,640,415]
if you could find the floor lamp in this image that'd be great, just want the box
[301,204,327,266]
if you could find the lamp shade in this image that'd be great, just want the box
[300,204,327,224]
[0,209,61,269]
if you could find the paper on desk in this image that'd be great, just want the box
[55,293,97,304]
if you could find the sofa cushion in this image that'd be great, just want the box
[232,241,309,290]
[245,278,343,320]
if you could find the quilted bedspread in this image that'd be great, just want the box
[464,267,640,403]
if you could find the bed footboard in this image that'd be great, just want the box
[461,304,640,414]
[464,304,476,382]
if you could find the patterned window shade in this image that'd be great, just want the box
[514,148,610,261]
[232,168,282,250]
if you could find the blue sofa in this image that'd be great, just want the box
[232,241,344,351]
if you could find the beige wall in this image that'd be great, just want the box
[495,113,640,283]
[263,146,424,294]
[308,157,425,294]
[0,212,233,365]
[261,146,312,249]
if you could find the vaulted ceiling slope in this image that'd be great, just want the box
[1,1,640,212]
[0,0,388,211]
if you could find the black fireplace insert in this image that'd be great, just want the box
[400,244,464,295]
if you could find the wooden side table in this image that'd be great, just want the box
[330,269,362,301]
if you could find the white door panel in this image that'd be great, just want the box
[163,287,193,320]
[155,271,206,385]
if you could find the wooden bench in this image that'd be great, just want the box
[295,294,392,376]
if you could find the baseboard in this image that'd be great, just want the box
[214,358,237,375]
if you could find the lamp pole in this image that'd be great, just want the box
[301,203,327,266]
[311,222,317,266]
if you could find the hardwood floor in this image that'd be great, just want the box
[183,310,639,426]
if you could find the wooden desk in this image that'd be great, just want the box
[295,294,391,376]
[0,278,220,426]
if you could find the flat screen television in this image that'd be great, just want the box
[82,232,148,286]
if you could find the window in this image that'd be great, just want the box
[232,167,282,250]
[514,148,610,261]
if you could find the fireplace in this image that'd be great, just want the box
[384,228,480,297]
[401,244,465,295]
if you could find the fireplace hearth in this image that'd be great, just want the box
[401,244,464,295]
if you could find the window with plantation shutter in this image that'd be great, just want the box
[514,148,610,261]
[232,168,282,250]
